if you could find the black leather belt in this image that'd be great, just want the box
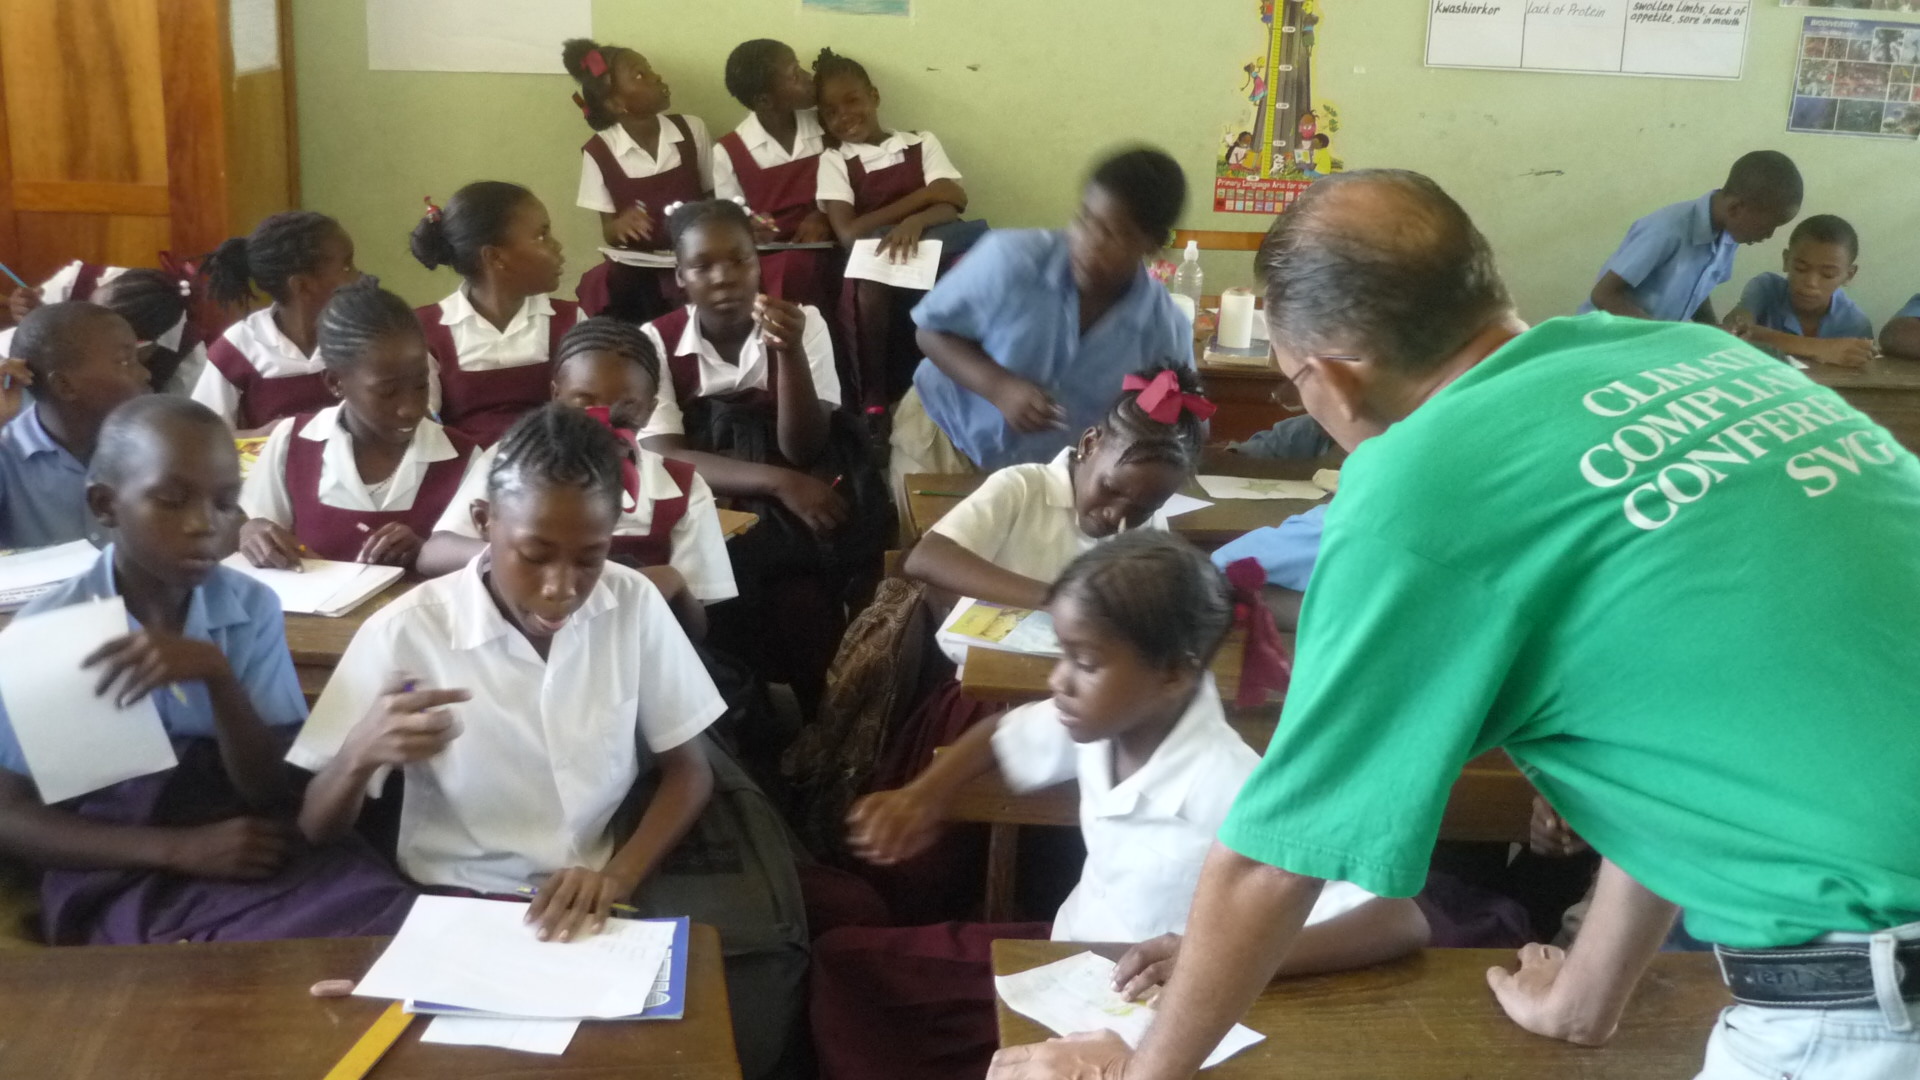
[1715,941,1920,1008]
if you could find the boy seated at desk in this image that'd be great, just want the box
[1724,214,1877,369]
[1581,151,1801,324]
[1883,293,1920,361]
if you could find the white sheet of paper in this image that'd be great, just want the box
[1311,469,1339,494]
[598,246,676,269]
[421,1015,579,1055]
[365,0,592,74]
[0,541,100,610]
[0,597,177,804]
[995,952,1264,1070]
[843,238,942,290]
[220,555,401,617]
[1158,493,1213,519]
[354,896,674,1019]
[1196,475,1328,502]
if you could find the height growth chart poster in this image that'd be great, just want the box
[1213,1,1343,215]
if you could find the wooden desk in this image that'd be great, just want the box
[994,940,1727,1079]
[962,630,1261,705]
[286,578,415,702]
[1807,354,1920,452]
[0,927,741,1079]
[904,452,1332,550]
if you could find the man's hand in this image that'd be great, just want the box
[988,1030,1133,1080]
[1486,943,1614,1047]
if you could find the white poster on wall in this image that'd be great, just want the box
[365,0,593,74]
[1427,1,1752,80]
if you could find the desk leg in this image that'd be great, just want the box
[984,824,1018,923]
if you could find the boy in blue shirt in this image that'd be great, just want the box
[1726,214,1877,369]
[0,302,151,548]
[1581,151,1802,324]
[891,148,1192,497]
[1883,294,1920,361]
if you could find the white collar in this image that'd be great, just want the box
[445,553,617,653]
[1088,675,1227,820]
[1041,446,1076,510]
[439,289,554,333]
[602,120,685,159]
[841,130,919,164]
[636,447,684,502]
[238,306,314,364]
[735,108,823,153]
[295,404,459,464]
[671,305,708,358]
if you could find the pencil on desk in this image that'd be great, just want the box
[910,489,971,497]
[513,885,641,915]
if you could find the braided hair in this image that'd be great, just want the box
[667,198,755,257]
[724,38,790,109]
[94,270,192,392]
[316,280,423,372]
[487,402,626,517]
[410,181,534,277]
[1046,530,1234,671]
[562,38,628,131]
[812,47,870,88]
[202,211,344,306]
[556,317,662,430]
[1098,362,1207,473]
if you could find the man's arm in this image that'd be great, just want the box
[1486,856,1677,1045]
[1589,272,1651,320]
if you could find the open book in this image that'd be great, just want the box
[220,555,402,617]
[936,598,1062,661]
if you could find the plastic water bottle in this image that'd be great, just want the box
[1170,240,1204,322]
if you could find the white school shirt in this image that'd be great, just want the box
[637,304,841,439]
[712,109,827,204]
[239,405,464,525]
[993,674,1377,942]
[576,116,715,213]
[289,558,726,895]
[430,289,577,414]
[190,308,324,426]
[815,130,962,207]
[927,448,1169,584]
[1,262,132,355]
[434,442,739,603]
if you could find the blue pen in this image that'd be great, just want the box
[0,260,26,291]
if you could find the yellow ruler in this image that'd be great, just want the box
[321,1001,414,1080]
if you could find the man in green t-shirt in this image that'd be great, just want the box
[989,171,1920,1080]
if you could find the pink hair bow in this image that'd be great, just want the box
[582,405,642,512]
[1223,557,1291,709]
[1122,369,1217,425]
[582,49,608,77]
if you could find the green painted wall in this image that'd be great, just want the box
[293,1,1920,326]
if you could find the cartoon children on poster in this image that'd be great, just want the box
[1214,0,1342,212]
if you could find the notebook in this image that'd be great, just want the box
[936,598,1062,659]
[219,555,402,617]
[407,916,691,1022]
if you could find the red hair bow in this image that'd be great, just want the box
[1122,369,1217,425]
[1223,557,1291,709]
[582,406,642,512]
[421,196,442,223]
[582,49,608,77]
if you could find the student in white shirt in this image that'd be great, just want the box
[715,39,837,309]
[194,212,364,432]
[905,363,1210,613]
[238,282,473,571]
[813,532,1430,1080]
[409,182,579,447]
[92,269,208,397]
[418,317,738,626]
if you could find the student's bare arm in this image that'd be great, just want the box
[602,738,713,893]
[644,434,810,499]
[1588,272,1651,320]
[1116,896,1428,1000]
[903,532,1051,610]
[640,565,707,642]
[1486,857,1677,1045]
[825,180,969,247]
[203,669,297,813]
[846,709,1000,865]
[415,531,485,578]
[296,685,469,844]
[1882,316,1920,361]
[1736,324,1874,367]
[0,770,185,871]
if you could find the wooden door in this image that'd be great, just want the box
[0,0,297,287]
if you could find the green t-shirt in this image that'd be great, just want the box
[1218,313,1920,948]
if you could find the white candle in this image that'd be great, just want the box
[1219,287,1256,349]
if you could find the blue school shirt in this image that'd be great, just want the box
[1209,503,1326,592]
[0,403,97,549]
[1897,294,1920,321]
[0,548,307,779]
[1578,191,1737,322]
[910,229,1193,471]
[1737,273,1874,339]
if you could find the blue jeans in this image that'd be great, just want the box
[1696,921,1920,1079]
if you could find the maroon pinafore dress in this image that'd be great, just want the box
[417,298,579,447]
[282,413,476,562]
[608,455,697,568]
[835,144,934,408]
[204,336,332,430]
[717,131,838,310]
[575,115,705,323]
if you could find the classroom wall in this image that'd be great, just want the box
[292,1,1920,326]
